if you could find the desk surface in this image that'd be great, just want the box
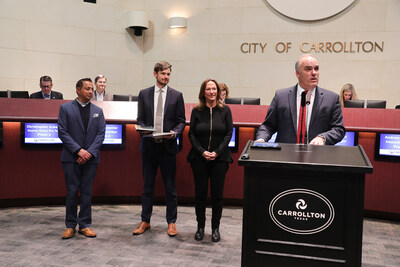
[239,141,373,174]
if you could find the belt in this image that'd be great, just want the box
[153,138,163,143]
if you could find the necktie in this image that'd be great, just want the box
[155,89,163,133]
[297,92,308,144]
[44,94,50,99]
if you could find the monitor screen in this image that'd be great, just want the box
[335,131,358,146]
[268,132,278,143]
[366,100,386,109]
[228,126,239,152]
[242,98,260,105]
[344,100,365,108]
[21,122,125,149]
[375,133,400,161]
[225,98,242,105]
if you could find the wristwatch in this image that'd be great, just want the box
[317,134,326,144]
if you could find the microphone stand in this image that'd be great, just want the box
[299,91,307,149]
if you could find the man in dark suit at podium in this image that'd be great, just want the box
[132,61,186,237]
[30,76,63,99]
[256,55,345,145]
[58,78,105,239]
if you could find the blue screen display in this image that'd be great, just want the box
[335,131,356,146]
[228,127,236,147]
[267,131,356,146]
[378,133,400,157]
[24,122,123,145]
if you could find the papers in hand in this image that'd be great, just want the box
[144,132,176,138]
[135,125,155,132]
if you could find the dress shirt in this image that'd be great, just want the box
[95,91,104,101]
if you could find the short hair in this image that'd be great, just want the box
[196,79,223,110]
[95,75,106,83]
[154,61,172,73]
[40,76,52,84]
[76,78,92,89]
[295,54,315,72]
[219,83,230,97]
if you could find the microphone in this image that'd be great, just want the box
[301,91,307,107]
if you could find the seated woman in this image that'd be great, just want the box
[187,79,233,242]
[340,83,358,107]
[218,83,230,103]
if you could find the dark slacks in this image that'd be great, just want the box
[62,162,98,229]
[190,159,228,229]
[141,142,177,224]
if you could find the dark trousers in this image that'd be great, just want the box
[141,143,177,224]
[190,159,228,229]
[62,162,98,229]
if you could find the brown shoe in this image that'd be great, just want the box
[132,222,150,235]
[78,227,97,238]
[62,228,76,239]
[167,223,178,237]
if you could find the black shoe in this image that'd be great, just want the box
[212,228,220,242]
[194,228,204,241]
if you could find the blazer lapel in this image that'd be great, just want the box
[310,87,323,127]
[72,100,85,132]
[87,103,94,131]
[149,86,155,125]
[164,86,172,116]
[288,85,297,132]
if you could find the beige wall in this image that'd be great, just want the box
[0,0,399,108]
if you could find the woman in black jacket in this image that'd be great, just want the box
[187,79,233,242]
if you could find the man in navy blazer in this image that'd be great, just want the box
[132,61,186,237]
[256,55,345,145]
[58,78,106,239]
[30,76,64,99]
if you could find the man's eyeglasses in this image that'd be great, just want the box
[40,84,52,88]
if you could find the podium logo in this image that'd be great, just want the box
[269,189,335,235]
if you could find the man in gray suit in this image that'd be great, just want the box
[58,78,106,239]
[91,75,113,101]
[256,54,345,145]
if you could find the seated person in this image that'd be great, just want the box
[30,76,63,99]
[92,75,113,101]
[219,83,229,103]
[339,83,358,107]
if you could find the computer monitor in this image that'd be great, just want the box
[225,98,242,105]
[0,91,8,98]
[335,131,358,146]
[366,100,386,109]
[375,132,400,161]
[242,98,260,105]
[12,91,29,98]
[228,126,239,152]
[113,94,130,101]
[21,122,126,149]
[344,100,365,108]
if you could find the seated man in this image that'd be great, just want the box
[30,76,63,99]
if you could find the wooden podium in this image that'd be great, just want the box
[238,141,373,267]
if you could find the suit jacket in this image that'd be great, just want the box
[30,90,63,99]
[91,90,113,101]
[58,99,106,164]
[137,86,186,154]
[256,85,345,145]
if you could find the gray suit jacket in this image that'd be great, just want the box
[256,85,345,145]
[91,90,113,101]
[58,99,106,163]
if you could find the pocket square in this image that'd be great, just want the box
[93,113,99,118]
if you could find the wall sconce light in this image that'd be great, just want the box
[125,10,149,36]
[169,17,187,29]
